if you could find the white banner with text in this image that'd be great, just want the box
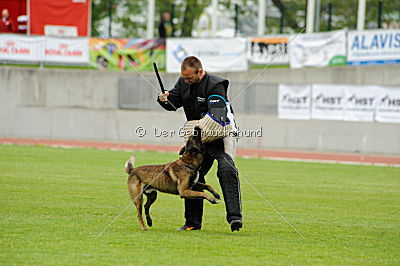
[0,34,89,64]
[289,31,347,69]
[278,84,400,123]
[0,34,44,62]
[344,85,378,122]
[375,86,400,123]
[278,84,311,119]
[44,37,89,64]
[311,84,346,120]
[347,29,400,65]
[166,38,248,73]
[248,36,289,65]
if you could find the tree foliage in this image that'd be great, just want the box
[90,0,400,37]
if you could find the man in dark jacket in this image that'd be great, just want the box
[158,12,173,38]
[157,56,243,232]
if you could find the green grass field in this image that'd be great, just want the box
[1,144,399,265]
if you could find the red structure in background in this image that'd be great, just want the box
[29,0,91,37]
[0,0,91,36]
[0,0,27,33]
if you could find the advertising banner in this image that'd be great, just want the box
[311,84,346,120]
[289,30,347,69]
[166,38,248,73]
[248,36,289,65]
[44,37,89,64]
[278,84,311,119]
[347,29,400,65]
[0,34,44,61]
[375,86,400,123]
[344,85,378,122]
[89,38,166,71]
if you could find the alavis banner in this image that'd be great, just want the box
[347,29,400,65]
[289,30,347,69]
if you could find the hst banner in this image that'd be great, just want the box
[347,29,400,65]
[375,86,400,123]
[166,38,248,73]
[278,84,400,123]
[278,84,311,119]
[311,84,347,120]
[344,85,378,122]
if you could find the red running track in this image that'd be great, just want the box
[1,137,399,167]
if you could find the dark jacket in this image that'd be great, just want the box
[157,73,229,121]
[158,20,174,38]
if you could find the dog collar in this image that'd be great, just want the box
[183,164,198,172]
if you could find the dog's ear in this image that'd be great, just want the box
[179,146,185,155]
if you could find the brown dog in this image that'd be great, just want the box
[125,127,221,231]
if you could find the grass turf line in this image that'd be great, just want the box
[0,144,399,264]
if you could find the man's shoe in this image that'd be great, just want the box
[230,220,242,232]
[176,224,202,231]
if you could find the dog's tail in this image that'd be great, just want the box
[125,155,136,175]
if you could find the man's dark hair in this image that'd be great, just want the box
[181,56,203,73]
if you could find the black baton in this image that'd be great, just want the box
[153,62,165,93]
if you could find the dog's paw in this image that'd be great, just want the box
[209,198,219,204]
[146,219,153,227]
[214,193,221,200]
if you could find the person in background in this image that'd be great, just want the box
[158,12,174,38]
[0,9,14,33]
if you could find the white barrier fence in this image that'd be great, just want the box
[1,29,399,69]
[0,34,89,64]
[279,84,400,123]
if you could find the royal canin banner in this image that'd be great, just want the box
[0,34,44,61]
[347,29,400,65]
[44,37,89,64]
[29,0,91,37]
[0,34,89,64]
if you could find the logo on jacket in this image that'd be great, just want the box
[197,97,205,102]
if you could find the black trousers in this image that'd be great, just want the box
[185,137,242,227]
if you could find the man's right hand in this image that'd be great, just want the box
[158,91,169,102]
